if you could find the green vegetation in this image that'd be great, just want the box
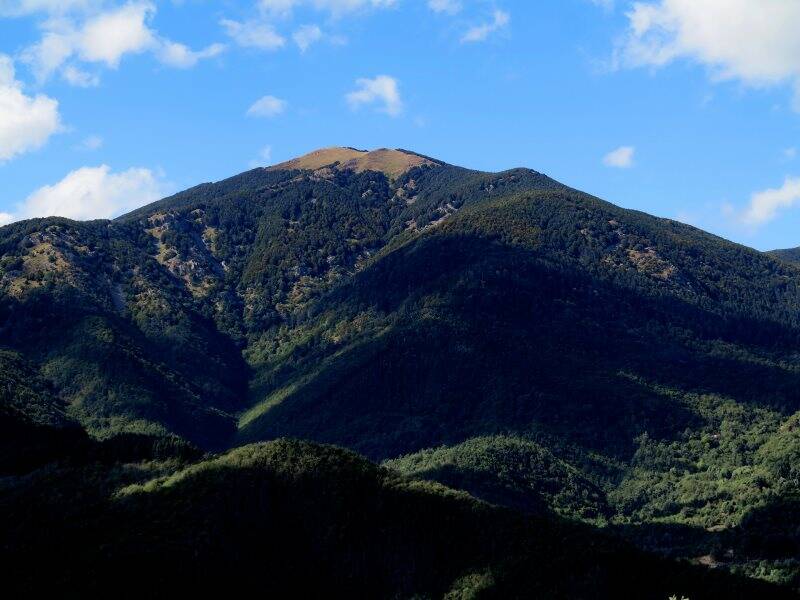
[768,247,800,266]
[385,435,612,520]
[0,217,248,447]
[4,147,800,594]
[2,437,790,598]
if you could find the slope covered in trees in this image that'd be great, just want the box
[769,246,800,267]
[0,217,248,447]
[4,147,800,592]
[2,437,791,599]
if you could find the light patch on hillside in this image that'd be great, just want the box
[271,147,438,179]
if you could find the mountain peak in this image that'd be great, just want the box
[270,147,440,179]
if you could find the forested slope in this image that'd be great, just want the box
[2,437,791,599]
[4,147,800,592]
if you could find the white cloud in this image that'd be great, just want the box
[223,0,393,50]
[740,176,800,226]
[77,2,156,67]
[62,64,99,87]
[22,30,75,82]
[293,24,322,52]
[428,0,461,15]
[157,41,225,68]
[248,145,273,168]
[247,95,288,117]
[0,54,61,162]
[16,165,164,221]
[222,0,390,52]
[75,134,103,151]
[617,0,800,110]
[0,212,14,226]
[0,0,96,17]
[461,9,510,43]
[258,0,396,17]
[346,75,402,116]
[21,2,224,83]
[603,145,635,168]
[221,18,286,50]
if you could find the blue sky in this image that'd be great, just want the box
[1,0,800,251]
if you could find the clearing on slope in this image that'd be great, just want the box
[270,147,440,179]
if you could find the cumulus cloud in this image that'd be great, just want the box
[0,54,61,162]
[293,24,322,52]
[603,145,635,168]
[428,0,461,15]
[616,0,800,110]
[247,95,288,117]
[21,2,224,83]
[461,9,510,43]
[21,30,75,82]
[157,41,225,68]
[346,75,402,116]
[15,165,164,221]
[77,2,156,67]
[221,18,286,50]
[740,176,800,226]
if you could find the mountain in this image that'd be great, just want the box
[3,147,800,593]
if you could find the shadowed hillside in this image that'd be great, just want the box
[3,437,793,599]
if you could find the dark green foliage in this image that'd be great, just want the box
[769,247,800,267]
[236,192,800,458]
[118,168,297,221]
[0,349,68,428]
[5,149,800,592]
[385,435,612,520]
[1,439,791,599]
[0,217,248,447]
[0,349,88,474]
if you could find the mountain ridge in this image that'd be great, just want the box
[4,146,800,591]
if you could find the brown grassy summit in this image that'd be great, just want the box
[270,147,440,179]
